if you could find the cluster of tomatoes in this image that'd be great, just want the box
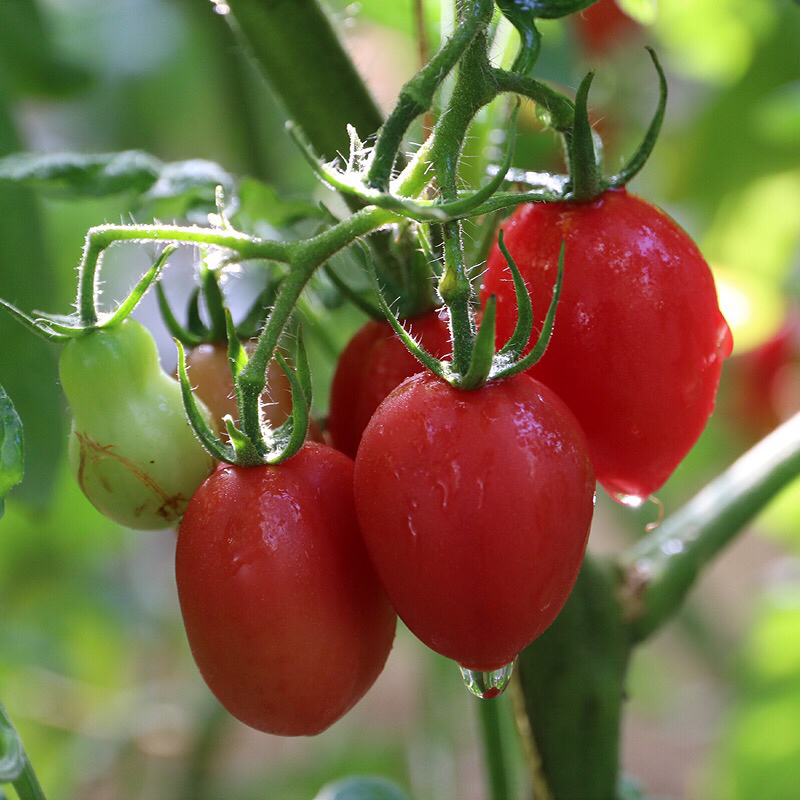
[53,184,730,737]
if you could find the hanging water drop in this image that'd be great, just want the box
[459,660,515,699]
[612,492,646,509]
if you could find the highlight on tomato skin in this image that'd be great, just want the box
[327,308,452,459]
[175,443,397,736]
[481,188,733,502]
[354,371,596,673]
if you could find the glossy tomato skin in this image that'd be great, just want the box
[354,372,595,672]
[572,0,639,55]
[328,310,452,458]
[482,189,733,500]
[176,443,396,735]
[184,342,323,442]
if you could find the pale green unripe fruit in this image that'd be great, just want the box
[58,318,215,529]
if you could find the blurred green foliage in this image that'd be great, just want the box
[0,0,799,798]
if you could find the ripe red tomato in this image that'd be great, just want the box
[328,309,452,458]
[722,315,800,442]
[354,372,595,672]
[176,443,396,735]
[481,189,733,501]
[183,342,323,441]
[572,0,640,55]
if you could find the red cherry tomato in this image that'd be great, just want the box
[481,189,733,501]
[328,309,452,458]
[176,443,396,735]
[572,0,640,55]
[354,372,595,672]
[722,314,800,442]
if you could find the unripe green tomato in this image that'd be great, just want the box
[58,318,215,529]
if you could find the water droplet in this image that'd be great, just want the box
[211,1,230,15]
[612,492,646,509]
[459,660,516,699]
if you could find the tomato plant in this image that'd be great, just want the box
[482,189,733,501]
[176,442,396,735]
[353,371,595,672]
[328,309,451,457]
[183,341,324,441]
[58,318,215,529]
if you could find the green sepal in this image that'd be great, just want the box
[175,340,234,464]
[155,282,203,347]
[495,0,542,75]
[201,266,228,342]
[607,47,668,189]
[493,241,565,379]
[223,416,263,465]
[364,244,448,381]
[286,112,518,224]
[566,70,602,202]
[268,332,311,465]
[496,229,534,360]
[324,263,382,320]
[186,287,208,339]
[457,295,497,390]
[0,384,24,519]
[0,298,70,343]
[100,245,176,329]
[225,308,248,381]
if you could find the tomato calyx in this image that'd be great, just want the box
[286,103,519,226]
[0,245,174,343]
[156,256,279,348]
[176,315,312,467]
[565,46,667,202]
[363,231,563,391]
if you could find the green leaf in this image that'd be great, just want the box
[0,152,236,217]
[0,150,161,196]
[0,87,63,508]
[141,159,235,216]
[314,776,413,800]
[0,384,24,518]
[235,177,324,230]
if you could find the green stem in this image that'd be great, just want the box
[224,0,383,160]
[491,69,574,132]
[619,411,800,643]
[478,698,511,800]
[0,703,47,800]
[366,0,494,190]
[11,763,47,800]
[425,29,497,380]
[76,223,291,327]
[236,205,398,443]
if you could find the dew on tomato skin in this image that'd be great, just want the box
[459,661,516,699]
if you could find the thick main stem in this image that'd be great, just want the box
[478,699,512,800]
[224,0,382,161]
[428,29,498,378]
[619,411,800,642]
